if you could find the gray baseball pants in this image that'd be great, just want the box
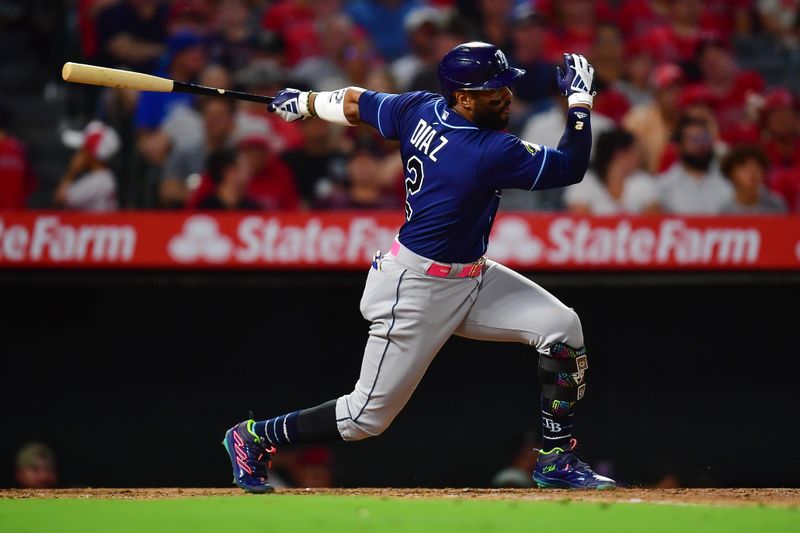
[335,241,584,441]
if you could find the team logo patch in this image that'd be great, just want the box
[574,112,588,119]
[522,140,542,156]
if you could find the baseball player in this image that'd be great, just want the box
[223,42,615,492]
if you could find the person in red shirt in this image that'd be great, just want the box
[238,134,300,210]
[261,0,322,67]
[760,89,800,169]
[0,103,36,210]
[639,0,706,65]
[692,37,764,140]
[540,0,610,63]
[759,89,800,212]
[616,0,670,38]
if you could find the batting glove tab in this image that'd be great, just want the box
[268,88,312,122]
[556,53,596,108]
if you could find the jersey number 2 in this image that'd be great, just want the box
[404,156,425,221]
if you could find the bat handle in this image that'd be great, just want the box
[172,81,274,105]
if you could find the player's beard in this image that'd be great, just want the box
[473,105,510,131]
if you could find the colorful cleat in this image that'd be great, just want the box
[222,419,276,494]
[533,439,616,490]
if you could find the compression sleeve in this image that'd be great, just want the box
[481,107,592,191]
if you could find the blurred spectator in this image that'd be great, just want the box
[77,0,119,61]
[616,0,671,38]
[136,31,208,166]
[656,87,728,172]
[0,102,36,210]
[208,0,259,72]
[408,12,471,93]
[159,93,273,208]
[167,0,213,36]
[658,116,734,214]
[759,88,800,169]
[235,60,304,154]
[55,121,120,211]
[281,119,349,208]
[135,31,207,132]
[761,89,800,211]
[14,443,58,489]
[590,23,626,91]
[623,63,686,173]
[261,0,320,67]
[391,6,446,92]
[615,36,656,107]
[565,129,661,215]
[638,0,706,66]
[237,134,300,210]
[474,0,514,52]
[345,0,422,62]
[758,0,800,50]
[693,37,764,138]
[318,144,402,209]
[508,4,554,109]
[720,146,786,213]
[340,37,382,89]
[589,24,633,124]
[160,97,237,208]
[159,64,234,155]
[541,0,601,63]
[197,150,260,210]
[291,15,376,91]
[96,0,169,72]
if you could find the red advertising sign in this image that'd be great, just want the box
[0,211,798,270]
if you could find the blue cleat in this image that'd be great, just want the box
[222,420,276,493]
[533,439,616,490]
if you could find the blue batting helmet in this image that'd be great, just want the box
[437,41,526,101]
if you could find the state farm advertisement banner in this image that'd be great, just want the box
[0,211,798,271]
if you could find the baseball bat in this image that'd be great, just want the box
[61,62,274,105]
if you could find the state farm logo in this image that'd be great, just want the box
[0,215,136,263]
[487,217,764,266]
[487,217,544,262]
[166,215,397,265]
[168,216,233,263]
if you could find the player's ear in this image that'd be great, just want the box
[455,91,472,110]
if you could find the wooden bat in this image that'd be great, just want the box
[61,62,274,105]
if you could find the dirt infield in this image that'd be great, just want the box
[1,488,798,507]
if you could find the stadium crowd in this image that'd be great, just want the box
[0,0,799,214]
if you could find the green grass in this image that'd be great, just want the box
[1,495,798,533]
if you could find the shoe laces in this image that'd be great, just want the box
[248,443,277,481]
[558,439,593,473]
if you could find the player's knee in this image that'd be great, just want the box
[338,409,394,441]
[553,307,583,347]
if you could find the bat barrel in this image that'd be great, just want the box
[62,62,174,92]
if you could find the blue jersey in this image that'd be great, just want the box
[359,91,592,263]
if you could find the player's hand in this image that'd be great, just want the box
[268,88,312,122]
[556,53,596,108]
